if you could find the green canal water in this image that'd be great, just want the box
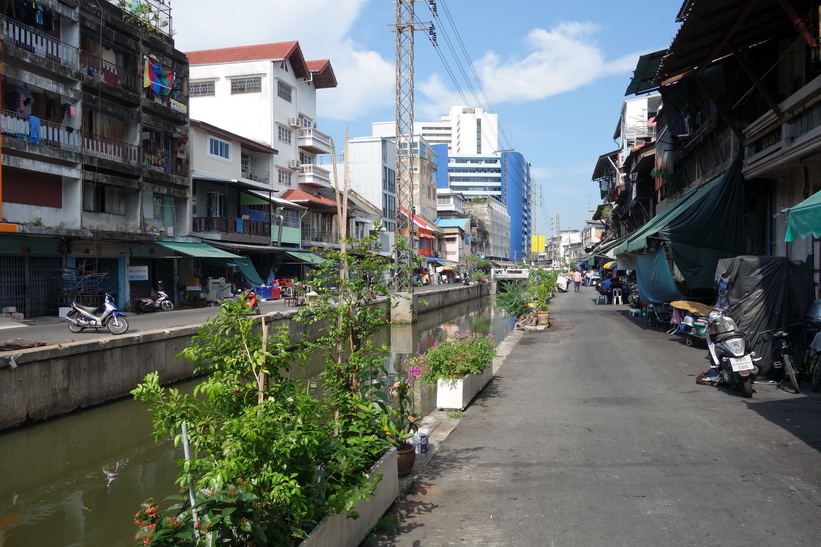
[0,297,512,546]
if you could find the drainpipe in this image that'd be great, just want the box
[274,207,284,246]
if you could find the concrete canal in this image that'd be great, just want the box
[0,297,513,547]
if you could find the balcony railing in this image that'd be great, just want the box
[192,216,270,236]
[79,51,140,93]
[298,127,332,153]
[1,15,79,68]
[1,109,80,151]
[83,132,140,165]
[241,167,271,184]
[298,163,331,186]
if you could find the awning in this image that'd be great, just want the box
[232,256,264,285]
[284,249,326,265]
[625,49,666,96]
[156,241,242,259]
[785,190,821,242]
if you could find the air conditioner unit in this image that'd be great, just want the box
[289,116,300,127]
[289,159,301,168]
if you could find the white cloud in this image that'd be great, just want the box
[473,22,640,104]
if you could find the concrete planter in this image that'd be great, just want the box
[436,365,493,410]
[302,447,399,547]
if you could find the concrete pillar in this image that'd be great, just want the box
[391,292,414,323]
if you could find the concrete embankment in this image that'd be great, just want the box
[0,283,491,431]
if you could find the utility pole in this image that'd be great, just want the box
[392,0,435,321]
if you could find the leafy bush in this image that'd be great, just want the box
[496,281,531,318]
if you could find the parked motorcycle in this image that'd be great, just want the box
[131,281,174,313]
[705,308,758,397]
[221,288,261,315]
[65,293,129,335]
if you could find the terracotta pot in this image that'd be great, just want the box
[396,442,416,477]
[536,311,550,325]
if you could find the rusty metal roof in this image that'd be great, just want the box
[657,0,815,83]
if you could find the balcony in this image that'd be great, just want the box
[192,216,271,237]
[302,227,335,244]
[1,109,80,151]
[241,167,271,184]
[298,127,332,154]
[79,51,140,94]
[298,164,331,188]
[83,132,141,166]
[743,76,821,178]
[1,15,79,68]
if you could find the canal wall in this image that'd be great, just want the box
[0,283,491,431]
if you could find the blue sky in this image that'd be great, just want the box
[173,0,682,238]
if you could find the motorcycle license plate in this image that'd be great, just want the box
[730,355,754,372]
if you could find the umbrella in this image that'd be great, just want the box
[603,260,618,269]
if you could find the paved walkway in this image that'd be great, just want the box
[365,285,821,546]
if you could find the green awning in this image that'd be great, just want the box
[156,241,242,259]
[625,49,666,96]
[613,176,720,256]
[232,256,264,285]
[785,190,821,242]
[284,250,326,265]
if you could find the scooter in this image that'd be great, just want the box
[131,281,174,313]
[704,308,758,397]
[65,293,129,335]
[221,288,261,315]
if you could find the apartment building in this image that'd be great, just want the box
[0,0,189,316]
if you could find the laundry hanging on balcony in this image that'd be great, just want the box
[143,57,173,96]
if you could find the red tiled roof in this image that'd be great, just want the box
[186,41,309,79]
[281,188,338,208]
[306,59,338,89]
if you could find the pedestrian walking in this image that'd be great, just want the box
[572,269,583,292]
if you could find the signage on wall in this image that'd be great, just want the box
[127,265,149,281]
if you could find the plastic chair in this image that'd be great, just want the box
[595,286,609,304]
[612,288,623,305]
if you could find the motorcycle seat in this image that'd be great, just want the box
[714,332,742,343]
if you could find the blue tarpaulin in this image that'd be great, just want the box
[635,247,682,305]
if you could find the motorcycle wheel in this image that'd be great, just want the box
[254,305,261,315]
[739,376,753,398]
[67,312,85,333]
[107,316,129,335]
[161,300,174,311]
[783,354,801,394]
[811,355,821,393]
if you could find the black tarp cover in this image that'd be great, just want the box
[660,152,746,289]
[715,255,813,377]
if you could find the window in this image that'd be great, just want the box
[277,80,292,102]
[208,136,231,160]
[476,119,482,153]
[277,125,292,145]
[206,191,226,218]
[190,80,215,97]
[278,168,293,187]
[83,182,125,214]
[231,77,262,94]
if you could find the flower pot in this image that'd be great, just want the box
[436,365,493,410]
[397,442,416,478]
[536,311,550,325]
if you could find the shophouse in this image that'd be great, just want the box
[0,0,189,316]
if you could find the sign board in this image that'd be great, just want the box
[127,265,149,281]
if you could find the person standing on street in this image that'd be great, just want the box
[572,269,583,292]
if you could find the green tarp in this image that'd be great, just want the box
[232,257,264,285]
[615,153,745,289]
[785,190,821,242]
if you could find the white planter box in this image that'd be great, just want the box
[436,365,493,410]
[303,447,399,547]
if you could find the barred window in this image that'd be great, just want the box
[231,77,262,94]
[190,80,215,97]
[277,80,292,102]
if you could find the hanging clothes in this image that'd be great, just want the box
[29,116,41,144]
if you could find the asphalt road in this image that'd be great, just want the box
[367,285,821,546]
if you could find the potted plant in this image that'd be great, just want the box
[410,331,497,410]
[386,363,422,477]
[530,270,557,325]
